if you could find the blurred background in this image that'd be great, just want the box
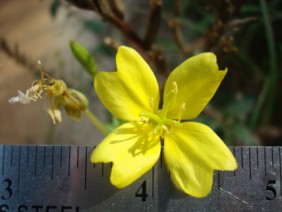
[0,0,281,146]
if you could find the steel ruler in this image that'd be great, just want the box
[0,145,282,211]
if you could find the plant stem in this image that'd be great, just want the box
[250,0,277,129]
[260,0,277,125]
[84,109,109,135]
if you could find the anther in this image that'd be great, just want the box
[149,97,154,108]
[181,103,186,111]
[172,81,178,94]
[162,125,170,135]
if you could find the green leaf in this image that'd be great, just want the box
[231,122,257,145]
[69,40,97,78]
[50,0,60,17]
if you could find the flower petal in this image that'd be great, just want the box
[91,122,160,188]
[164,53,227,120]
[95,46,159,121]
[164,122,237,197]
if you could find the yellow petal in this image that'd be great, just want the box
[94,46,159,121]
[91,122,160,188]
[164,122,237,197]
[164,53,227,120]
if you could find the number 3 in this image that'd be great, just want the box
[1,178,13,200]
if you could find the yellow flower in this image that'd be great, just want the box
[91,46,237,197]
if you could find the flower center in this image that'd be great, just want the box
[139,82,185,138]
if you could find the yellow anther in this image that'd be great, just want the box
[172,81,178,94]
[162,125,170,135]
[149,97,154,108]
[182,102,186,111]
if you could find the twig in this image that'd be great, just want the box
[143,0,162,50]
[0,37,38,73]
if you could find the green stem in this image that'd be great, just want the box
[260,0,277,125]
[84,109,109,135]
[250,0,277,129]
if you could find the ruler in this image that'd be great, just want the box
[0,145,282,211]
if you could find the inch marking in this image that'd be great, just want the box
[160,148,163,168]
[84,146,87,189]
[217,171,221,189]
[152,167,154,197]
[271,146,274,167]
[60,146,63,168]
[280,147,282,196]
[43,146,46,167]
[77,146,80,168]
[232,147,236,177]
[256,147,259,168]
[264,147,267,176]
[35,146,38,176]
[68,146,71,176]
[27,145,30,167]
[241,147,243,168]
[17,146,22,195]
[2,145,5,175]
[2,145,281,210]
[249,147,252,180]
[51,146,54,179]
[10,146,13,166]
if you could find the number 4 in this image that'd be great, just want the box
[135,180,148,202]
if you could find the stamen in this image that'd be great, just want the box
[162,125,169,135]
[149,97,154,108]
[178,102,186,122]
[139,111,161,123]
[172,81,178,94]
[160,81,178,119]
[153,125,161,135]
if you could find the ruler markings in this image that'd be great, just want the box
[249,147,252,180]
[2,145,5,175]
[59,145,63,168]
[256,147,259,168]
[234,147,237,177]
[77,146,80,168]
[10,145,13,166]
[17,146,21,195]
[35,146,38,176]
[160,147,163,168]
[264,147,267,176]
[232,147,236,177]
[152,166,154,197]
[271,146,274,167]
[51,146,54,179]
[68,146,71,176]
[1,145,282,210]
[241,147,243,168]
[84,146,87,189]
[217,171,221,189]
[27,145,30,167]
[92,146,96,168]
[278,147,282,196]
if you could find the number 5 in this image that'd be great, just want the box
[266,180,276,200]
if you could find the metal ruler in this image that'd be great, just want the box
[0,145,282,211]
